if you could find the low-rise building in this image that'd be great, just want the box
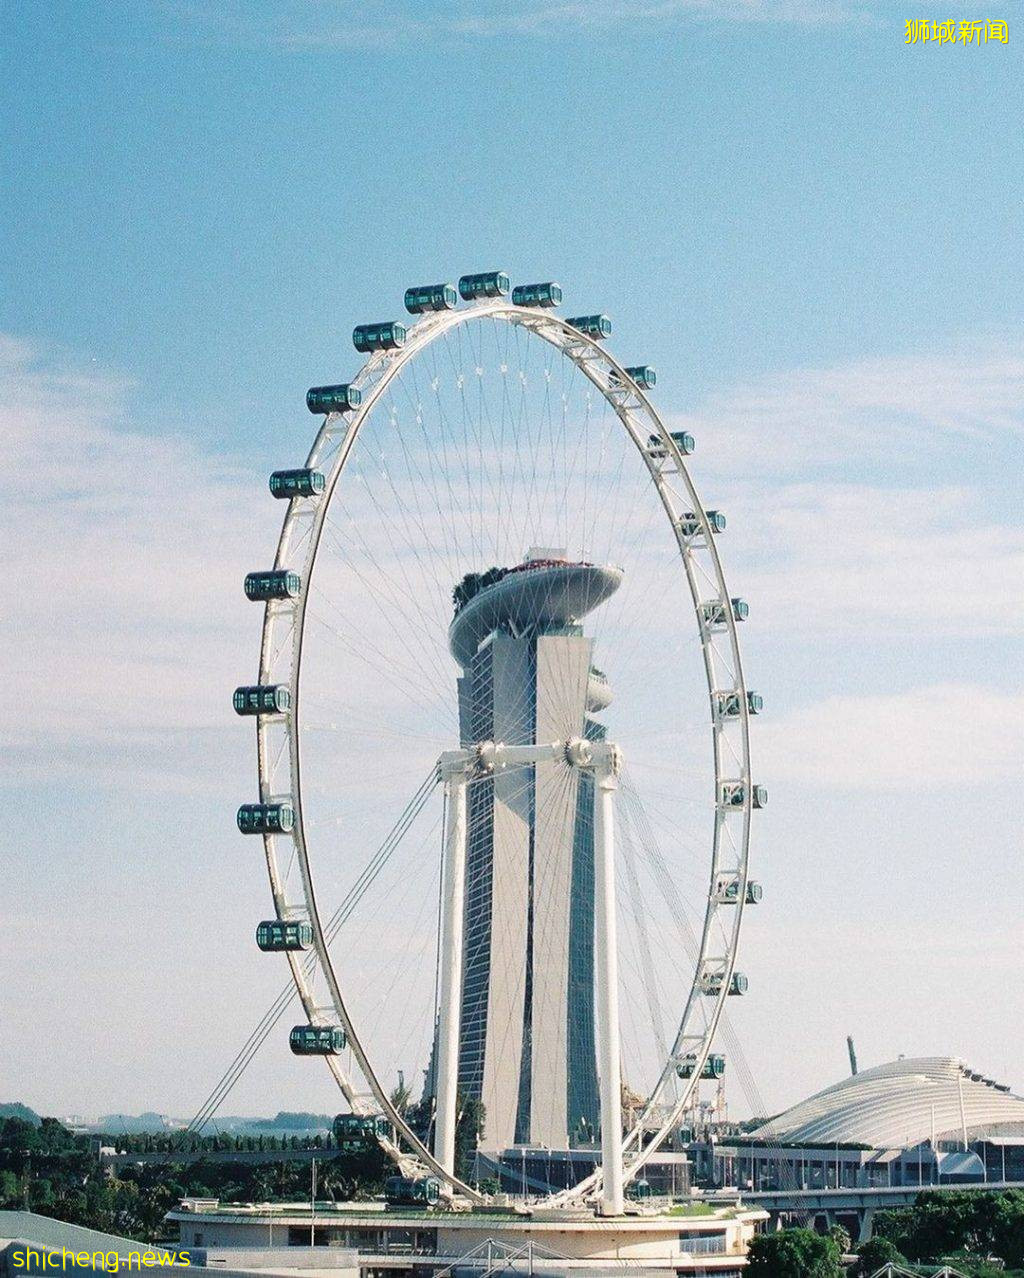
[167,1198,767,1278]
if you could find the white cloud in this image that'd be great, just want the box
[723,480,1024,637]
[160,0,876,50]
[0,337,260,785]
[0,338,470,798]
[683,341,1024,478]
[396,0,872,38]
[658,341,1024,638]
[757,682,1024,788]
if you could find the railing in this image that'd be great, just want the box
[431,1237,572,1278]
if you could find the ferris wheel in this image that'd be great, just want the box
[235,272,764,1215]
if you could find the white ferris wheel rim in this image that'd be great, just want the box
[250,296,755,1206]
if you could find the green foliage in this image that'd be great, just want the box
[389,1079,412,1116]
[947,1259,1024,1278]
[453,566,506,611]
[874,1189,1024,1267]
[400,1091,484,1184]
[853,1236,903,1276]
[745,1227,842,1278]
[0,1112,395,1243]
[828,1222,852,1256]
[455,1096,485,1183]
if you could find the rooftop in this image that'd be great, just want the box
[166,1200,755,1230]
[752,1057,1024,1148]
[0,1210,168,1260]
[448,554,622,667]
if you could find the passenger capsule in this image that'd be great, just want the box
[676,1052,726,1080]
[334,1113,392,1147]
[353,321,408,353]
[647,430,694,458]
[306,384,362,415]
[269,469,325,499]
[458,271,511,301]
[624,365,657,389]
[566,314,612,340]
[404,283,458,314]
[256,919,313,951]
[511,281,562,308]
[679,510,726,536]
[233,685,291,716]
[720,879,763,905]
[289,1024,347,1056]
[701,971,749,997]
[717,690,763,718]
[244,570,301,602]
[719,782,767,810]
[384,1175,441,1206]
[701,597,748,629]
[237,802,294,834]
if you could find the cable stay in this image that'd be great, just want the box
[187,766,440,1135]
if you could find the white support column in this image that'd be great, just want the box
[593,751,624,1216]
[435,763,469,1175]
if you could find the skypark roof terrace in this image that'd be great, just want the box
[448,555,622,668]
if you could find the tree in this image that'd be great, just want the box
[0,1169,20,1205]
[403,1096,433,1147]
[455,1096,485,1183]
[853,1236,903,1276]
[745,1228,842,1278]
[828,1223,852,1257]
[390,1077,412,1116]
[874,1189,1024,1266]
[992,1187,1024,1268]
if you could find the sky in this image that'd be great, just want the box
[2,0,1022,1127]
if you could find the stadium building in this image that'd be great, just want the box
[706,1057,1024,1192]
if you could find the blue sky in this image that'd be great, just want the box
[2,0,1022,1124]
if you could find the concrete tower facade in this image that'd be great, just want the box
[447,552,621,1154]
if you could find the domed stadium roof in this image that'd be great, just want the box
[753,1057,1024,1148]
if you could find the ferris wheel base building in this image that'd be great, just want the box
[167,1198,768,1278]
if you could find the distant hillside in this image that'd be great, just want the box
[2,1106,336,1137]
[247,1111,333,1131]
[0,1102,40,1125]
[97,1111,177,1134]
[88,1110,334,1136]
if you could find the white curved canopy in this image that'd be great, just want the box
[755,1057,1024,1148]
